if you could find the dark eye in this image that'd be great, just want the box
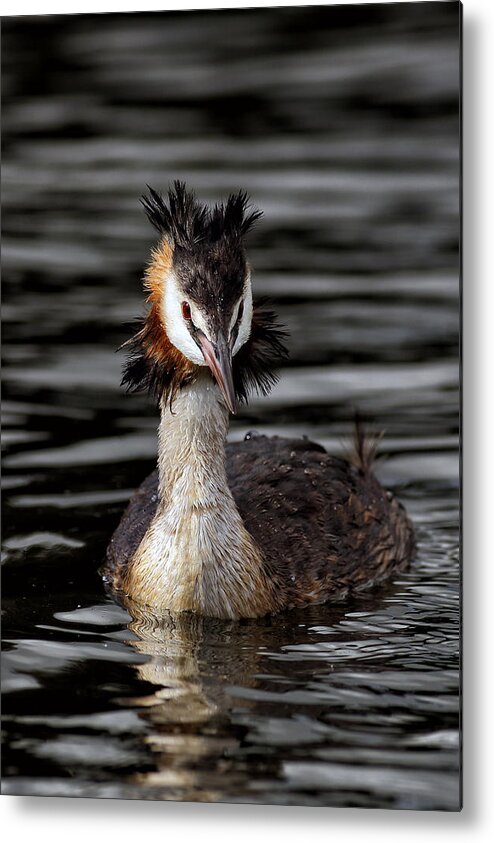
[182,301,192,321]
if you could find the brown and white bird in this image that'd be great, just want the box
[104,182,414,619]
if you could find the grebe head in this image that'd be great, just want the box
[122,181,288,411]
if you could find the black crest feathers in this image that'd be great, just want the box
[122,184,286,407]
[141,181,262,247]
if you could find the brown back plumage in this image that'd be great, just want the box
[105,183,415,618]
[105,430,415,609]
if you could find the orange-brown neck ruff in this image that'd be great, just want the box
[122,239,199,404]
[144,237,173,306]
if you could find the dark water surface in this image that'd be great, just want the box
[2,5,460,809]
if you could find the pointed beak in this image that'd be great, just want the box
[198,332,237,415]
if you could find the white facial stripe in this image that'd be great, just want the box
[162,271,207,366]
[162,268,253,364]
[188,302,209,337]
[229,299,242,332]
[232,274,253,357]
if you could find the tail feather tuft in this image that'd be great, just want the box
[349,414,384,474]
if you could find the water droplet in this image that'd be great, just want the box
[244,430,260,441]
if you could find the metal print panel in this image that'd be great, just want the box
[1,1,461,810]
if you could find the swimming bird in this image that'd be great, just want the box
[104,182,414,619]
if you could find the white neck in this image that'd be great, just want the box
[157,372,230,509]
[129,374,273,619]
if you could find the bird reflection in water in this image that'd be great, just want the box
[114,592,355,803]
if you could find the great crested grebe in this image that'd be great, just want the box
[104,182,414,619]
